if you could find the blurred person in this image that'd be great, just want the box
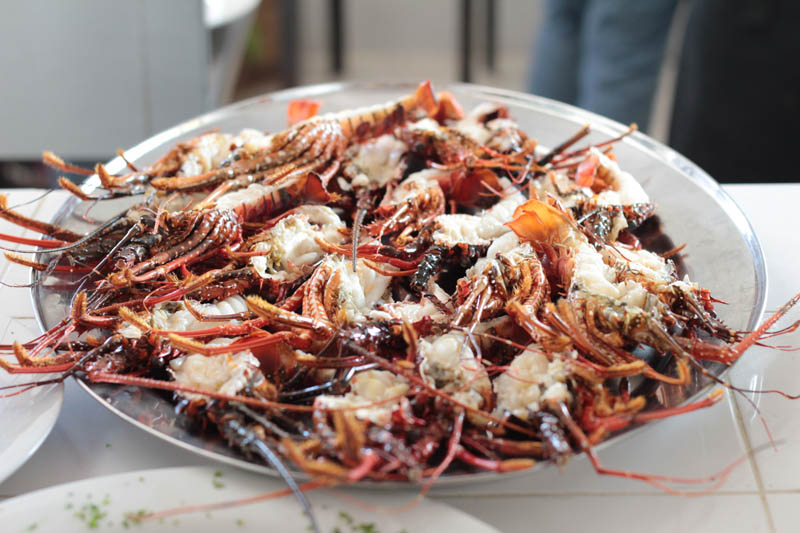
[669,0,800,181]
[528,0,677,131]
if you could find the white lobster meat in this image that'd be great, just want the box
[419,332,490,410]
[566,224,686,312]
[345,134,407,189]
[314,370,410,426]
[324,256,392,323]
[118,295,248,339]
[179,129,274,177]
[169,337,259,401]
[493,346,572,419]
[433,180,526,247]
[250,206,346,281]
[590,148,650,207]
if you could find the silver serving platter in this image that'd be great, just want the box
[31,82,766,485]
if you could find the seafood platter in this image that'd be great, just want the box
[0,82,778,521]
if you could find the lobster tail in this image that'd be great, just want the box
[340,80,438,141]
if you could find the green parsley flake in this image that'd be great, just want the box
[73,503,107,529]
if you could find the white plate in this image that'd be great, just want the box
[0,466,497,533]
[0,362,63,484]
[0,191,65,484]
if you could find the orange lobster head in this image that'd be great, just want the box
[505,198,572,245]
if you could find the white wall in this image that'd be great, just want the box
[0,0,210,161]
[0,1,547,160]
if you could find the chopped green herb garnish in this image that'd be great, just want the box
[73,503,107,529]
[236,519,245,527]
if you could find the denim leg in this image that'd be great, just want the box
[528,0,586,105]
[578,0,677,130]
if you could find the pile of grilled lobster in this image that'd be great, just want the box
[1,83,795,504]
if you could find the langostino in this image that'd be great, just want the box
[2,82,799,526]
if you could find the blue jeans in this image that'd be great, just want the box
[529,0,677,131]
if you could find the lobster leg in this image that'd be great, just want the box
[142,266,238,306]
[212,408,319,533]
[555,399,741,495]
[0,357,76,374]
[246,295,333,338]
[117,306,270,339]
[167,331,293,356]
[4,252,94,273]
[0,213,132,255]
[41,151,93,176]
[314,237,419,270]
[683,291,800,365]
[455,448,534,473]
[0,195,82,241]
[0,233,70,249]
